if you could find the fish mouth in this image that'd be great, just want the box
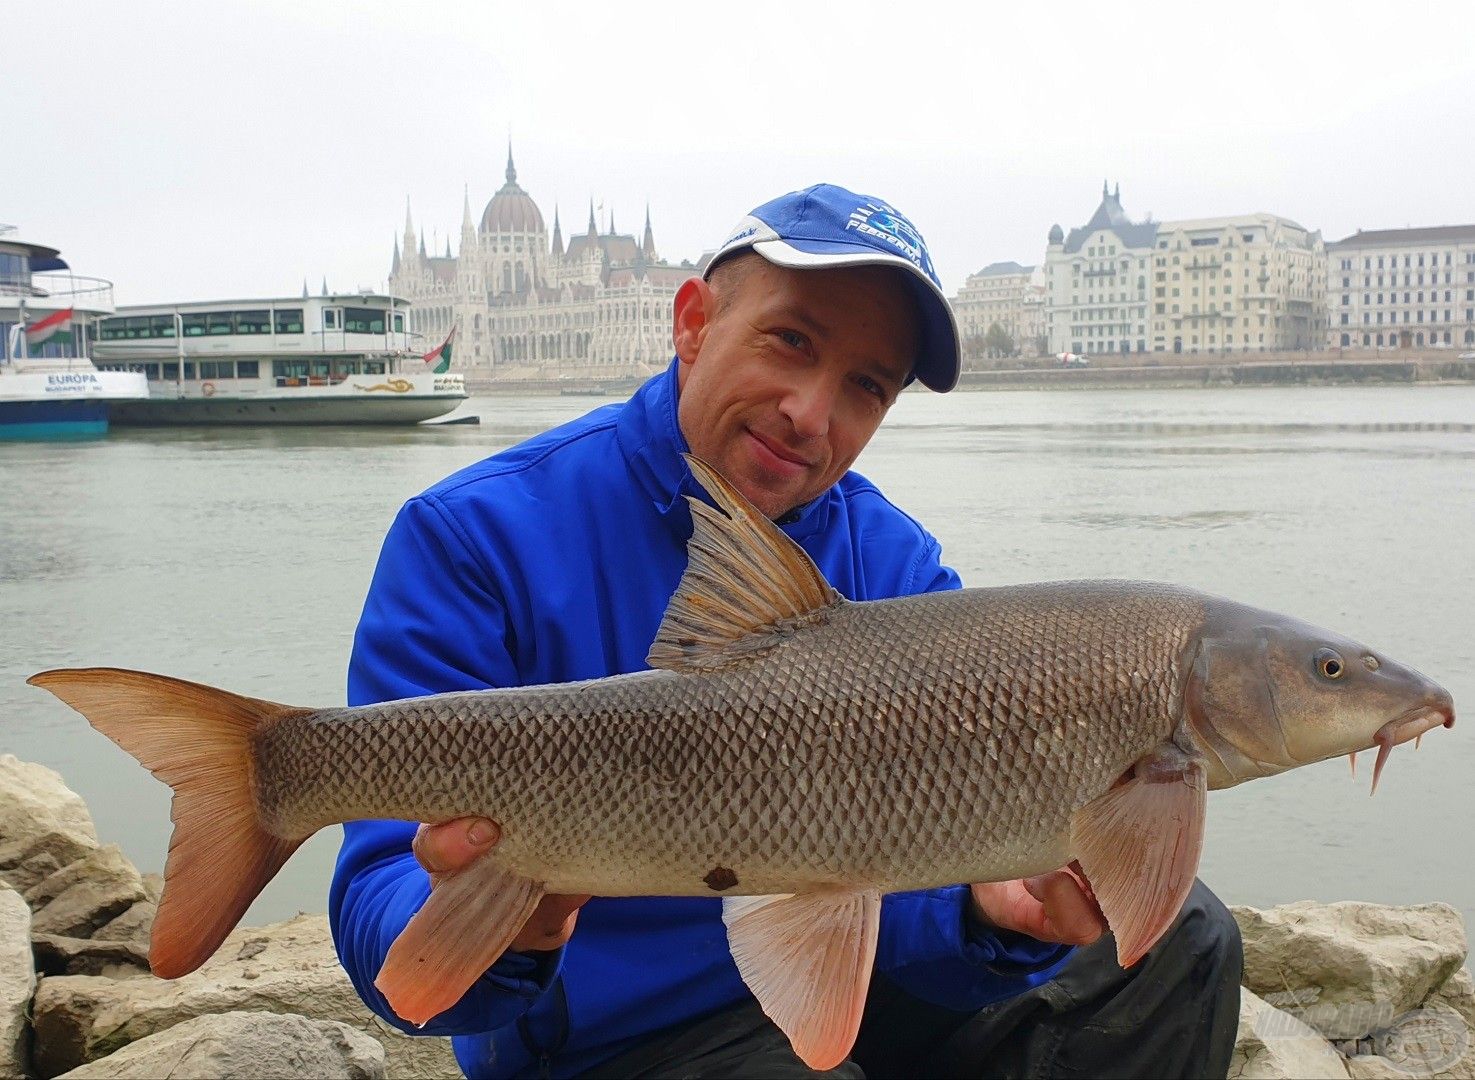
[1363,697,1455,795]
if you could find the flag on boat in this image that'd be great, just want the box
[423,326,455,374]
[25,307,75,348]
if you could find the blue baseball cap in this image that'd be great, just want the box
[704,184,960,392]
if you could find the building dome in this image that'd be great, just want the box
[1048,223,1064,245]
[480,150,545,235]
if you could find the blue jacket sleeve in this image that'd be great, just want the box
[328,495,563,1037]
[872,526,1075,1009]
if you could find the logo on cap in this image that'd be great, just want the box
[844,202,936,282]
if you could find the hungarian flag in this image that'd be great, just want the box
[25,307,74,348]
[423,325,455,374]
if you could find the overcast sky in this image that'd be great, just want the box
[8,0,1474,305]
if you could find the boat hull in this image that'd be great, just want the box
[0,400,110,440]
[110,394,463,426]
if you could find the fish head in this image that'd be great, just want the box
[1185,600,1454,790]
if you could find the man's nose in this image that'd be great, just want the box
[778,377,835,440]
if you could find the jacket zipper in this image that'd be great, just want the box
[517,977,570,1079]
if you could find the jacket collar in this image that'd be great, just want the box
[616,358,832,541]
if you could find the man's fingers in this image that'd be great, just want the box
[412,816,501,879]
[1035,870,1107,946]
[510,894,593,953]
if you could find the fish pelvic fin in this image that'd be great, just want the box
[376,856,545,1026]
[723,889,881,1071]
[648,454,842,673]
[27,667,309,979]
[1069,741,1207,969]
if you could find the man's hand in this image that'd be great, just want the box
[969,863,1106,947]
[412,816,591,953]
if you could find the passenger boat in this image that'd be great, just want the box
[92,293,466,425]
[0,227,149,440]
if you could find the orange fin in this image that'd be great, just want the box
[1070,742,1206,969]
[723,889,880,1071]
[26,667,308,978]
[647,454,842,674]
[376,856,545,1027]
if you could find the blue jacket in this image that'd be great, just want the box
[330,360,1072,1078]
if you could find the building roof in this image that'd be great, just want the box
[1327,224,1475,249]
[971,261,1034,277]
[480,148,546,235]
[564,232,642,265]
[1062,184,1159,254]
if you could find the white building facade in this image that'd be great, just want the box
[950,261,1047,359]
[1044,184,1325,356]
[389,150,696,378]
[1324,225,1475,350]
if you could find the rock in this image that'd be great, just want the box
[53,1011,385,1079]
[0,757,97,854]
[1345,1056,1414,1078]
[139,874,162,906]
[31,915,457,1079]
[1230,987,1349,1079]
[0,887,35,1080]
[91,900,154,947]
[0,832,96,896]
[23,846,145,939]
[32,934,150,979]
[1423,967,1475,1079]
[1233,902,1467,1039]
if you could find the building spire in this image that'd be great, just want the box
[586,198,597,238]
[391,234,401,275]
[462,183,474,234]
[302,278,309,299]
[506,141,517,186]
[642,203,656,259]
[608,209,617,236]
[551,204,564,256]
[1102,178,1109,199]
[321,276,329,297]
[1113,182,1120,200]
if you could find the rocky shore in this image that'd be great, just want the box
[1,752,1469,1079]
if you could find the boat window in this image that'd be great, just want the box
[143,363,161,380]
[233,310,270,335]
[309,359,331,378]
[183,362,197,379]
[273,309,303,334]
[323,309,339,330]
[162,362,179,380]
[206,313,233,336]
[181,314,208,337]
[236,360,259,378]
[343,307,386,334]
[123,317,152,339]
[392,314,404,333]
[0,252,30,289]
[200,361,232,379]
[363,360,386,374]
[150,316,176,338]
[275,358,309,386]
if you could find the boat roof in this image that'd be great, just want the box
[0,234,69,272]
[113,293,410,315]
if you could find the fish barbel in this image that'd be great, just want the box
[29,456,1454,1070]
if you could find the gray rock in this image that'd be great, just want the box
[1345,1056,1415,1078]
[90,900,154,947]
[1233,902,1467,1040]
[31,915,458,1079]
[0,887,35,1080]
[23,846,145,939]
[0,832,96,896]
[32,934,150,979]
[138,874,162,906]
[53,1010,384,1079]
[0,758,96,854]
[1230,987,1350,1079]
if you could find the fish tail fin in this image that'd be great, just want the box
[27,666,309,978]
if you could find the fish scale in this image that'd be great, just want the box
[253,581,1203,897]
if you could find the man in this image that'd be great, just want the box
[331,184,1242,1078]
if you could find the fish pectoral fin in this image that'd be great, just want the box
[375,855,545,1027]
[722,889,881,1072]
[647,454,843,673]
[1069,743,1207,970]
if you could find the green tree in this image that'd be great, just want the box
[983,322,1015,359]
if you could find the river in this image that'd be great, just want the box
[1,383,1471,937]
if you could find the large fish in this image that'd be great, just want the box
[30,456,1454,1070]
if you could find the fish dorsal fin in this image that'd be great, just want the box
[647,454,842,673]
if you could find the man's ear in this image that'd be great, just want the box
[673,277,713,367]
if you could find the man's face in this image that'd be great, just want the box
[674,257,921,520]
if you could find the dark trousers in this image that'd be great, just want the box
[583,881,1243,1079]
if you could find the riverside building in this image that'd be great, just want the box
[1324,225,1475,350]
[1044,184,1325,356]
[388,149,695,380]
[949,262,1046,360]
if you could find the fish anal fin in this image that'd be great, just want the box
[376,855,545,1027]
[1070,742,1206,969]
[722,889,880,1071]
[647,454,842,673]
[26,667,308,978]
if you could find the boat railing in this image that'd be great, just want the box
[25,272,116,312]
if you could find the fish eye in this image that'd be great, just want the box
[1362,655,1380,672]
[1314,648,1346,680]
